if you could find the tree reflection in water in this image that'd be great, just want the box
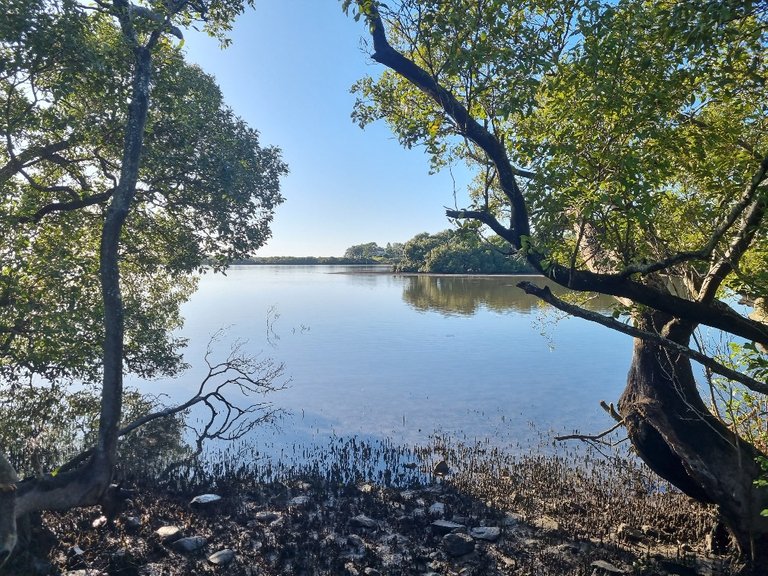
[401,275,615,316]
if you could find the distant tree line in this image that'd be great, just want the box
[232,233,534,273]
[231,256,380,265]
[395,229,534,274]
[344,242,405,262]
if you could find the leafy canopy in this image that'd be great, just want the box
[0,1,287,383]
[351,0,767,295]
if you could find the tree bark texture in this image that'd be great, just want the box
[97,44,153,469]
[619,316,768,569]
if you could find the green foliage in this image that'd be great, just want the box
[714,340,768,452]
[344,241,385,260]
[0,383,189,478]
[0,2,286,384]
[396,229,534,274]
[352,0,767,279]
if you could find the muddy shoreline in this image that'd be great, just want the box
[4,439,741,575]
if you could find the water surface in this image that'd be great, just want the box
[133,266,633,454]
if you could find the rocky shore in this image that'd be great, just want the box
[4,438,740,575]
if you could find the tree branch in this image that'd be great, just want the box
[0,139,72,185]
[445,208,515,245]
[698,157,768,303]
[361,2,768,347]
[58,337,285,474]
[13,190,113,224]
[517,281,768,395]
[364,2,531,246]
[619,156,768,281]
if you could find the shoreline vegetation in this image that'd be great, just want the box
[229,229,537,275]
[8,436,738,576]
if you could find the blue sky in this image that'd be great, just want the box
[182,0,472,257]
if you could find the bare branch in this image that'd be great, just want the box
[554,420,624,443]
[59,337,285,474]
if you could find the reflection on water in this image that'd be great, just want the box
[133,266,633,457]
[401,274,615,316]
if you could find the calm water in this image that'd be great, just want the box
[133,265,633,454]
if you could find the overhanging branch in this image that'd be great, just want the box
[517,281,768,395]
[360,2,768,347]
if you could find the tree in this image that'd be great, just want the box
[0,0,285,563]
[344,241,384,260]
[396,228,533,273]
[345,0,768,569]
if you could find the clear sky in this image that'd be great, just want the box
[182,0,472,257]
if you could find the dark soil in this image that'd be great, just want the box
[2,438,743,576]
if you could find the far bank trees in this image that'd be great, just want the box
[396,229,534,273]
[346,0,768,570]
[1,0,285,562]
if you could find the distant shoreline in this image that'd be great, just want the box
[227,261,542,277]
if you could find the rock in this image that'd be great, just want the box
[92,515,107,528]
[347,534,366,549]
[533,515,560,532]
[155,525,182,543]
[172,536,207,553]
[433,460,450,476]
[255,510,280,523]
[64,571,107,576]
[428,502,445,516]
[350,514,378,529]
[289,495,310,506]
[470,526,501,541]
[208,549,235,565]
[502,512,523,527]
[124,516,142,531]
[590,559,625,574]
[364,568,382,576]
[441,532,475,557]
[431,519,465,534]
[138,564,165,576]
[190,493,222,506]
[616,523,644,542]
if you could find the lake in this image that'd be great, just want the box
[132,265,633,456]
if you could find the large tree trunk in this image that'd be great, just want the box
[619,318,768,570]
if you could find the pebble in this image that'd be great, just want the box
[255,511,280,523]
[441,532,475,557]
[172,536,207,553]
[208,549,235,565]
[433,460,450,476]
[616,523,644,542]
[155,526,182,542]
[190,493,222,506]
[590,559,625,574]
[428,502,445,516]
[350,514,378,529]
[469,526,501,541]
[430,519,465,534]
